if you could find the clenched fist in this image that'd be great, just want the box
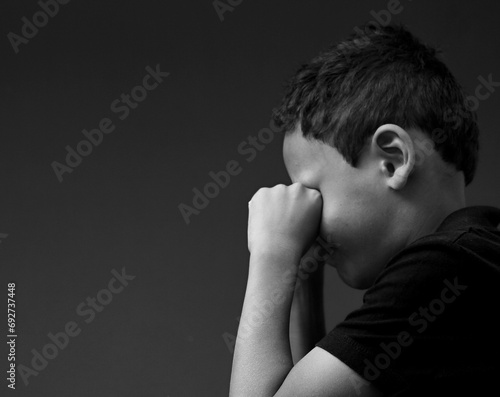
[248,183,323,258]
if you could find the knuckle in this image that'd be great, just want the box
[253,187,267,198]
[270,184,285,191]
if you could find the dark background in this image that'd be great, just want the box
[1,1,499,396]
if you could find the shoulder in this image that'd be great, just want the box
[311,213,500,395]
[376,219,500,290]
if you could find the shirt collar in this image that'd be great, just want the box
[436,205,500,232]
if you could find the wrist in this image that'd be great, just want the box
[247,249,302,298]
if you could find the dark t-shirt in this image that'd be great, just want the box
[316,206,500,396]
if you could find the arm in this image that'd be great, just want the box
[229,184,382,397]
[229,248,301,396]
[229,247,382,397]
[289,257,326,363]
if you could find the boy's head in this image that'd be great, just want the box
[273,24,479,289]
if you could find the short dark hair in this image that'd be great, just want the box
[272,23,479,185]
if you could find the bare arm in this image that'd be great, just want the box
[229,249,382,397]
[289,257,326,363]
[229,249,300,396]
[229,184,382,396]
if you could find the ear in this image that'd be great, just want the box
[370,124,415,190]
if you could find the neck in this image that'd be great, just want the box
[405,171,466,246]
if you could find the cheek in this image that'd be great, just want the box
[319,201,352,246]
[319,193,385,257]
[319,192,362,233]
[317,168,387,249]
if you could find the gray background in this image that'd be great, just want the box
[1,0,499,396]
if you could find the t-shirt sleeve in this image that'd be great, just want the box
[315,239,475,394]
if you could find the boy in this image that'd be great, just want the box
[229,24,500,396]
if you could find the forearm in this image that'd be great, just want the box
[289,261,326,363]
[229,249,301,397]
